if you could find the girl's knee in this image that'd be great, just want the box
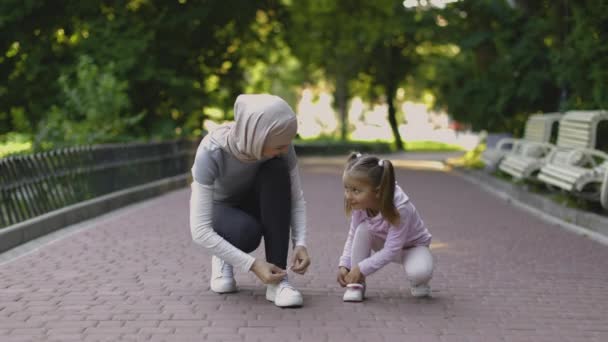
[404,247,434,285]
[406,266,433,285]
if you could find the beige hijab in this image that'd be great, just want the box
[207,94,298,162]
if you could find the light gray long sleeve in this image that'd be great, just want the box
[289,166,307,248]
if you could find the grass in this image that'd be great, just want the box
[295,137,464,153]
[294,138,393,155]
[403,141,463,152]
[0,133,33,158]
[445,143,484,168]
[1,133,464,159]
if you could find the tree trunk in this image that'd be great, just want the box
[335,74,348,141]
[386,80,404,151]
[385,46,404,151]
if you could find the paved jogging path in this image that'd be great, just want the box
[0,155,607,342]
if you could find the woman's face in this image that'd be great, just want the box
[262,144,290,158]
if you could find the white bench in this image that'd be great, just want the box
[535,110,608,209]
[602,170,608,210]
[482,113,561,170]
[499,110,605,180]
[538,150,607,189]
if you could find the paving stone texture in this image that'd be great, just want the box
[0,156,607,342]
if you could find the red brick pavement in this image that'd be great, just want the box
[0,156,607,342]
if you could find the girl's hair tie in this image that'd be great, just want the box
[378,159,384,167]
[356,153,362,158]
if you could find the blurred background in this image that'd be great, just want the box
[1,0,606,157]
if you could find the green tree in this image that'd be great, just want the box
[553,0,608,110]
[285,0,385,140]
[1,0,284,142]
[35,55,143,149]
[356,2,438,150]
[422,0,560,133]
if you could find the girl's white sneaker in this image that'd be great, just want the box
[410,284,431,298]
[266,277,303,308]
[210,256,237,293]
[343,283,365,302]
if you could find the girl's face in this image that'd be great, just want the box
[262,144,290,158]
[342,171,380,211]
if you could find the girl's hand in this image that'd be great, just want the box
[344,266,365,284]
[290,246,311,274]
[250,259,286,284]
[337,266,349,287]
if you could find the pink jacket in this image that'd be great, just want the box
[338,184,432,276]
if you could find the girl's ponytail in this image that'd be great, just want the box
[377,159,399,225]
[346,151,362,166]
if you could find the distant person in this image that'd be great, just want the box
[337,152,434,302]
[190,94,310,308]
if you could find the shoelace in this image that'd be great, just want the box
[278,277,295,290]
[220,261,233,278]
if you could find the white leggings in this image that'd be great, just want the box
[351,223,434,286]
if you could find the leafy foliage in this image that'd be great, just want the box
[421,0,606,134]
[1,0,606,147]
[35,55,143,149]
[1,0,283,147]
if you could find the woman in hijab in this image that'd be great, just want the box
[190,94,310,308]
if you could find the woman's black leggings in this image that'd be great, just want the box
[211,158,291,269]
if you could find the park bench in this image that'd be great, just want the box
[603,171,608,211]
[536,110,608,209]
[482,113,561,170]
[498,110,606,181]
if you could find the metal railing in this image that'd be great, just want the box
[0,139,200,229]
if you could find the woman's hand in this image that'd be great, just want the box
[290,246,311,274]
[344,266,365,284]
[250,259,286,284]
[336,266,349,287]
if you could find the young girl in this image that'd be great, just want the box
[190,94,310,308]
[337,152,434,302]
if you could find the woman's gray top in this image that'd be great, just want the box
[189,138,307,272]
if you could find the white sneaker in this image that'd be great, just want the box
[410,284,431,298]
[210,256,237,293]
[266,277,303,308]
[343,283,365,302]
